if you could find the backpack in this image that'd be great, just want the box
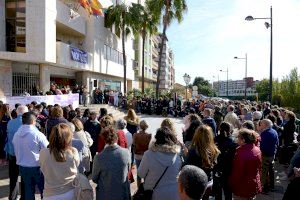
[72,173,94,200]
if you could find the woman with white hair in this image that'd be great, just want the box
[116,119,132,152]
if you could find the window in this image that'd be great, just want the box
[6,0,26,52]
[104,44,124,65]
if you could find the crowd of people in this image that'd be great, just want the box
[0,98,299,200]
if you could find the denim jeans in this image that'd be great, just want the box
[135,159,142,186]
[8,154,25,200]
[19,166,44,200]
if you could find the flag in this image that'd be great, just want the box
[79,0,93,15]
[90,0,103,16]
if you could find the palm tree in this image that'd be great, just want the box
[147,0,187,98]
[105,3,131,94]
[129,3,159,94]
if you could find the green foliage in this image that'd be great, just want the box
[192,76,214,97]
[256,68,300,111]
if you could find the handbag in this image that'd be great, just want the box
[133,166,169,200]
[72,173,94,200]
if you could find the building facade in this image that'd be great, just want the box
[213,77,259,97]
[0,0,138,98]
[155,34,174,90]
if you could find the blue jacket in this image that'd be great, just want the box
[4,115,23,156]
[260,128,279,157]
[203,117,217,137]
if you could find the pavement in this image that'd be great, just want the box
[0,106,290,199]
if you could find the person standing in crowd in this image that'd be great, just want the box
[224,105,240,129]
[81,108,90,124]
[0,104,11,165]
[263,102,271,118]
[92,126,131,200]
[116,119,132,151]
[161,118,177,135]
[115,119,128,149]
[5,105,28,200]
[183,125,220,200]
[72,119,93,174]
[13,112,49,200]
[138,127,182,200]
[124,109,140,135]
[40,123,79,200]
[182,114,202,147]
[229,129,262,200]
[213,106,223,133]
[84,111,101,160]
[178,165,208,200]
[214,122,237,200]
[258,119,279,193]
[252,111,263,132]
[202,108,217,137]
[124,109,140,164]
[281,111,296,147]
[75,108,82,120]
[133,120,152,187]
[98,107,108,121]
[97,115,114,153]
[82,85,89,107]
[45,106,68,139]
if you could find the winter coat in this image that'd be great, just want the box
[229,144,262,198]
[92,145,131,200]
[138,142,182,200]
[84,120,101,156]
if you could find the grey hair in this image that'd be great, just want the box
[228,105,235,112]
[67,122,75,133]
[17,105,29,115]
[262,119,273,129]
[178,165,208,200]
[117,119,127,129]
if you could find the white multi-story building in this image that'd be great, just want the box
[213,77,258,97]
[155,34,174,90]
[0,0,137,98]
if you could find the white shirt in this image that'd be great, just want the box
[13,125,49,167]
[123,128,133,151]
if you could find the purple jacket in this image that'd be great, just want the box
[46,117,68,138]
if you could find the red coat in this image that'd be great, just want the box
[229,144,262,198]
[97,130,128,153]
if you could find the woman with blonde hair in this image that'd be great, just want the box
[124,109,140,135]
[71,118,93,173]
[183,125,220,200]
[161,118,176,135]
[40,123,80,200]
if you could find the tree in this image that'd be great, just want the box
[147,0,187,98]
[255,79,269,102]
[129,3,159,94]
[192,76,213,96]
[106,3,131,94]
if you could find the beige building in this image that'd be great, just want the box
[0,0,138,98]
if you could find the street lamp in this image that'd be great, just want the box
[234,53,248,100]
[245,6,273,103]
[213,75,219,97]
[183,73,191,100]
[220,68,229,97]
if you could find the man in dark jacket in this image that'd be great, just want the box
[259,119,279,193]
[202,108,217,137]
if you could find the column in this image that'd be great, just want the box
[39,64,50,94]
[0,60,12,99]
[0,0,5,51]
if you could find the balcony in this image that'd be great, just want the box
[56,41,92,70]
[56,0,87,36]
[152,60,158,70]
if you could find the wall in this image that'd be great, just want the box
[0,0,56,63]
[0,1,5,51]
[0,60,12,98]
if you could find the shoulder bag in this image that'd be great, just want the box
[133,166,169,200]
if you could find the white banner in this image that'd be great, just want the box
[3,94,79,109]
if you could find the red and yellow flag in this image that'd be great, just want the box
[79,0,103,17]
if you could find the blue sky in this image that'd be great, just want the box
[167,0,300,85]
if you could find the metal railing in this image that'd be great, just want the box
[12,72,39,96]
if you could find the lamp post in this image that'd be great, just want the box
[220,68,229,97]
[245,6,273,103]
[183,73,191,100]
[234,53,248,100]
